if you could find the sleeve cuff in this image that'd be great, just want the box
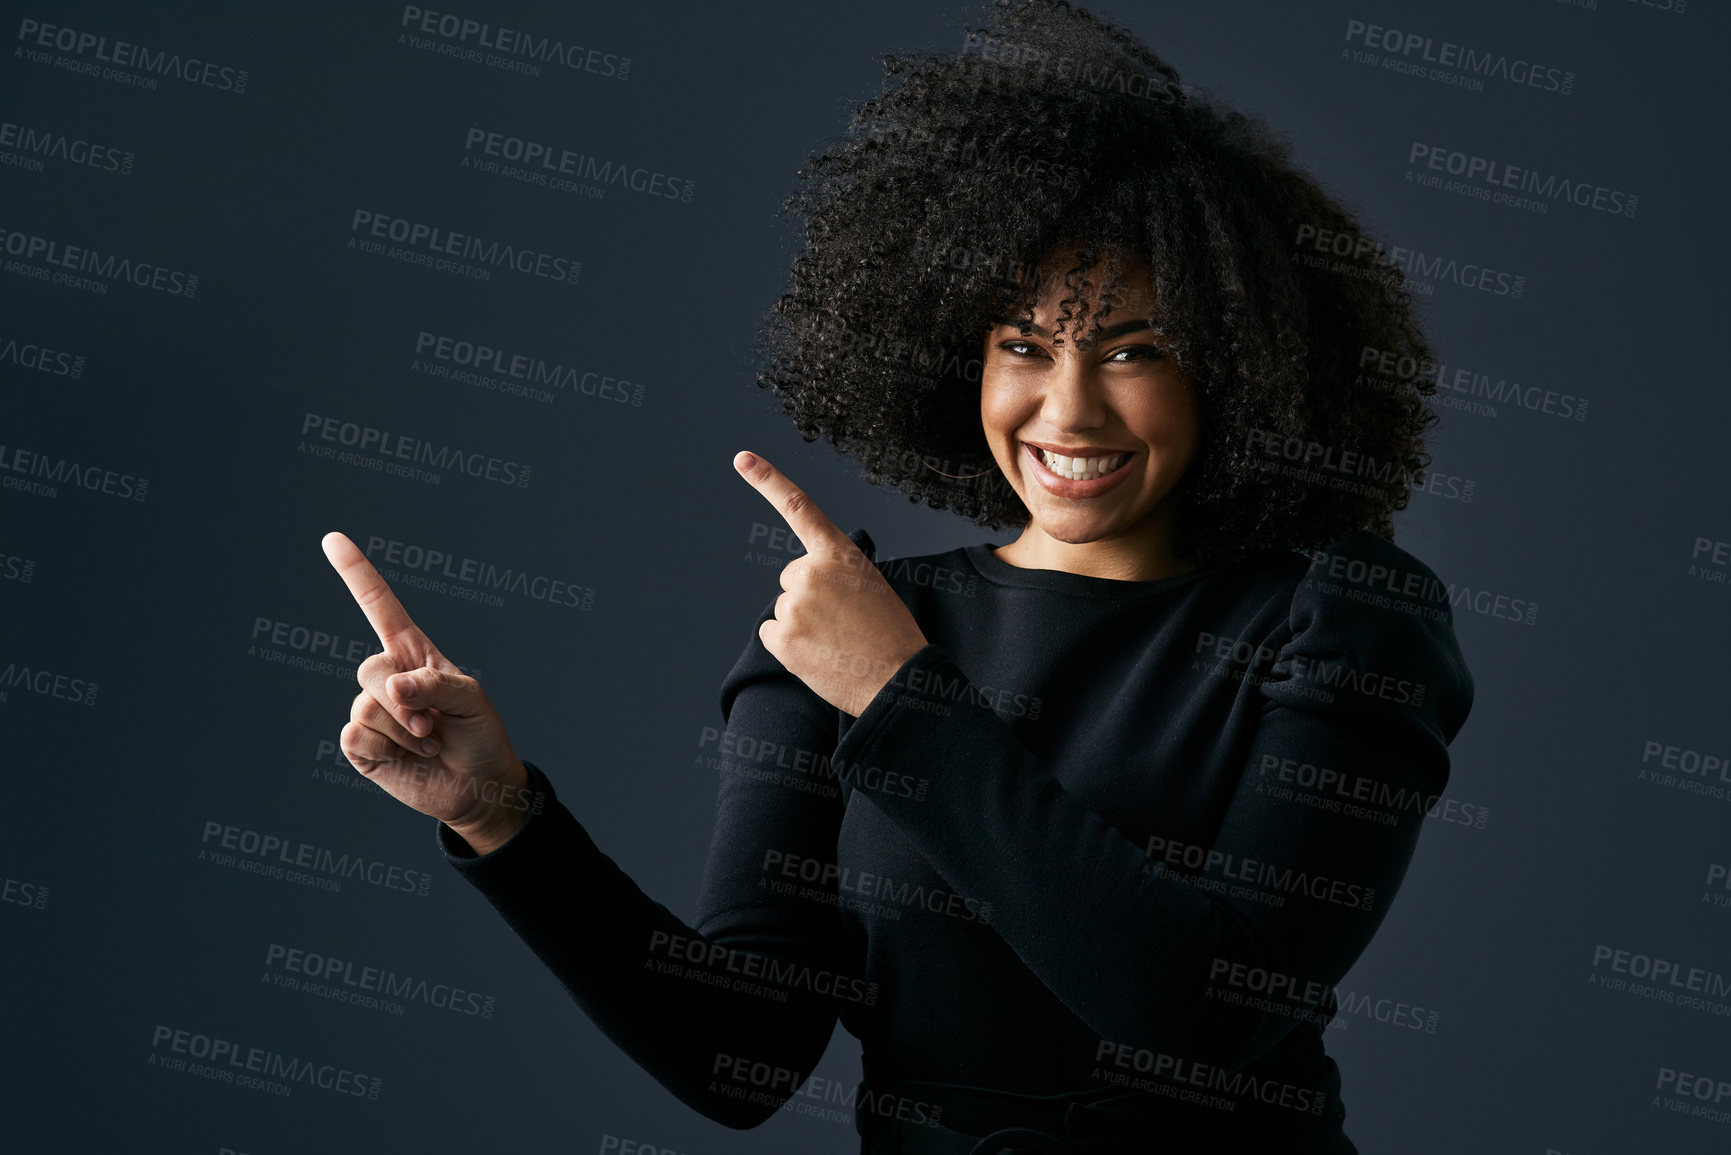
[435,758,560,868]
[834,643,966,789]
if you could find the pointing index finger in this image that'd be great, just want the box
[320,531,425,650]
[733,451,848,557]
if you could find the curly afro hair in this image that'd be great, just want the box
[752,0,1441,568]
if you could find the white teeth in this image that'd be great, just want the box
[1036,447,1127,481]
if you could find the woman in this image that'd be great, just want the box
[322,2,1474,1151]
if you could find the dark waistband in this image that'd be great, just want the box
[851,1068,1297,1155]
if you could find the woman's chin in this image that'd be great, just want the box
[1024,512,1125,546]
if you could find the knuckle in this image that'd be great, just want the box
[367,699,410,738]
[353,693,382,725]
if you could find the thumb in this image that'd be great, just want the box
[388,667,476,716]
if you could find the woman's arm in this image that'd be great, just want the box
[437,595,855,1129]
[829,530,1475,1073]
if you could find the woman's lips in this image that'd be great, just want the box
[1023,441,1137,499]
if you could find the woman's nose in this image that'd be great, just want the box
[1038,356,1108,424]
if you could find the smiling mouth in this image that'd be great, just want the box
[1023,442,1134,482]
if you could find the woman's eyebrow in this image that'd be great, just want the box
[1003,318,1155,340]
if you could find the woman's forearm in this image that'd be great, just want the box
[439,760,849,1128]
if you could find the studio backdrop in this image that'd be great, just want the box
[3,2,1727,1153]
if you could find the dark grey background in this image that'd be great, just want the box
[2,1,1727,1152]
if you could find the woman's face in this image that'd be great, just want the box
[978,257,1200,559]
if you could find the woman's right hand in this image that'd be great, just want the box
[321,531,534,855]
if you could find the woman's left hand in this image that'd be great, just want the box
[734,450,930,718]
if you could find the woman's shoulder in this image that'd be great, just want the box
[846,526,981,600]
[1250,528,1477,748]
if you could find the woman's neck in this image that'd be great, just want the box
[993,519,1195,582]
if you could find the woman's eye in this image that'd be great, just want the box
[994,340,1163,362]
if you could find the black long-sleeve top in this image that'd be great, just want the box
[436,527,1475,1150]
